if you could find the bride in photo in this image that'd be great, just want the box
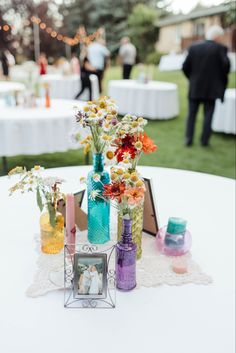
[89,265,101,295]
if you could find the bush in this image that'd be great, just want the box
[146,51,165,65]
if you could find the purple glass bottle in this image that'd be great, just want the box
[116,218,137,291]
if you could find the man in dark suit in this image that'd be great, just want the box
[182,25,230,146]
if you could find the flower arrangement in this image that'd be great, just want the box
[9,166,64,227]
[108,114,157,170]
[85,167,146,218]
[75,96,119,154]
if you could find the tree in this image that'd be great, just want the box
[0,0,64,61]
[128,4,158,63]
[61,0,158,53]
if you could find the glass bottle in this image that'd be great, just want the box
[40,208,64,254]
[116,218,137,291]
[117,204,143,259]
[87,153,110,244]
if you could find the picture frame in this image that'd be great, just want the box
[73,253,107,300]
[143,178,159,236]
[64,243,116,309]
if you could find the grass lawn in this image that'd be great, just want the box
[1,66,235,178]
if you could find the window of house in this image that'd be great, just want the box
[195,22,205,37]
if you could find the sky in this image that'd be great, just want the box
[169,0,225,14]
[54,0,226,14]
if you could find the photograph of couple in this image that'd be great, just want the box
[75,254,106,297]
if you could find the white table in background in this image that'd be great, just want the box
[0,81,25,95]
[40,74,99,100]
[0,166,234,353]
[108,80,179,119]
[158,52,235,72]
[212,88,236,134]
[158,53,186,71]
[0,99,85,157]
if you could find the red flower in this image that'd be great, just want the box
[103,182,126,203]
[115,135,137,162]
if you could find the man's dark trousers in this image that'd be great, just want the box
[186,99,216,145]
[123,64,133,79]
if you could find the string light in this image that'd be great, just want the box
[0,16,104,47]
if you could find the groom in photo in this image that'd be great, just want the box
[182,25,230,147]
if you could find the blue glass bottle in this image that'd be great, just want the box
[87,153,110,244]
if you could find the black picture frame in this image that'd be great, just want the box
[143,178,159,236]
[73,253,107,300]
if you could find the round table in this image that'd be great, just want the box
[40,74,99,101]
[0,99,85,157]
[0,81,25,95]
[212,89,236,134]
[158,53,186,71]
[0,166,234,353]
[108,80,179,119]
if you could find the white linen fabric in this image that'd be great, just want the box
[108,80,179,119]
[0,99,85,156]
[158,53,187,71]
[0,166,235,353]
[212,88,236,134]
[158,52,235,72]
[26,232,212,298]
[0,81,25,94]
[39,74,99,100]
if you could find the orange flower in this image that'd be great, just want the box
[139,133,157,154]
[124,187,146,206]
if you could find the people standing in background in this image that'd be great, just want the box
[182,25,230,147]
[38,52,47,75]
[118,37,137,79]
[74,53,97,101]
[0,50,10,79]
[87,38,110,93]
[70,52,80,75]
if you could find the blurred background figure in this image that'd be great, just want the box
[183,25,230,147]
[38,52,48,75]
[75,48,97,101]
[70,51,80,75]
[87,38,110,93]
[118,36,137,79]
[0,49,14,80]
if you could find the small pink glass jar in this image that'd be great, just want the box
[156,225,192,256]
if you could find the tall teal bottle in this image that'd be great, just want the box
[87,153,110,244]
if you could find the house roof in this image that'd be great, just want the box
[156,4,227,27]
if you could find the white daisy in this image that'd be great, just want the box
[89,190,101,201]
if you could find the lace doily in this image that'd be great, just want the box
[26,232,212,298]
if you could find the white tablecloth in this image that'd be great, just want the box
[108,80,179,119]
[0,99,85,156]
[212,89,236,134]
[0,81,26,95]
[0,166,234,353]
[40,74,99,100]
[158,53,187,71]
[158,52,236,72]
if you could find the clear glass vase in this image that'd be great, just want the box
[117,204,144,260]
[87,153,110,244]
[40,209,64,254]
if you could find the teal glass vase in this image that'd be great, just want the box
[87,153,110,244]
